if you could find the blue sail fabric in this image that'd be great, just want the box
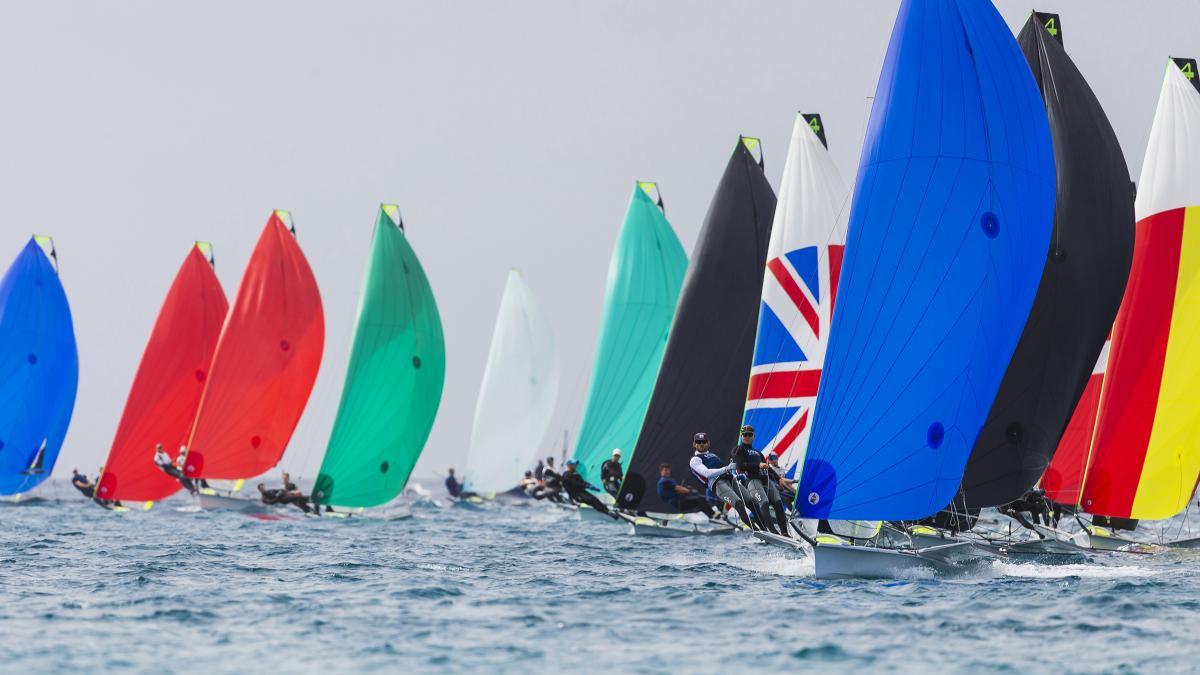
[795,0,1056,520]
[0,238,79,495]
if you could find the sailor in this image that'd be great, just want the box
[1000,488,1051,535]
[600,449,624,498]
[763,450,795,531]
[257,482,286,506]
[730,426,782,535]
[560,459,610,514]
[688,432,755,529]
[655,463,715,518]
[518,470,539,495]
[534,458,564,502]
[445,467,464,498]
[277,471,312,514]
[70,468,96,499]
[153,443,197,495]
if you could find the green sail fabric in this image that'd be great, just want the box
[313,205,445,507]
[572,183,687,486]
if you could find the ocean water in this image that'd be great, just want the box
[3,486,1200,674]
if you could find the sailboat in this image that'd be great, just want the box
[462,270,559,497]
[793,0,1056,578]
[1056,56,1200,551]
[311,205,445,512]
[95,243,229,507]
[0,236,78,497]
[184,211,325,511]
[616,137,775,529]
[938,11,1134,553]
[570,182,686,503]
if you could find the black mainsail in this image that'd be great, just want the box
[957,12,1134,510]
[617,138,775,512]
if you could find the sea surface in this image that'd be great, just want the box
[3,483,1200,674]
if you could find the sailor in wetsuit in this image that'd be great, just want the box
[280,472,312,513]
[688,432,754,529]
[518,470,539,496]
[445,468,478,501]
[1000,488,1052,535]
[534,457,564,502]
[766,451,796,505]
[655,463,715,517]
[153,443,197,495]
[730,426,783,535]
[600,449,624,498]
[561,459,611,514]
[71,468,96,499]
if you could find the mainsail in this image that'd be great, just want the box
[182,211,325,480]
[0,236,78,495]
[795,0,1056,520]
[571,182,687,487]
[96,244,228,502]
[463,270,559,495]
[618,138,776,512]
[957,11,1134,509]
[1078,58,1200,520]
[313,205,445,508]
[742,112,847,476]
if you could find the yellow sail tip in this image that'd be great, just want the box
[381,204,402,227]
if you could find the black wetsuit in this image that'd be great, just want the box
[600,459,623,498]
[763,464,792,534]
[156,457,197,494]
[1000,490,1051,533]
[730,443,779,534]
[561,471,609,514]
[280,481,312,514]
[445,475,463,498]
[71,473,95,499]
[535,467,564,502]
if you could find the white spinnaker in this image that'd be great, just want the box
[1135,62,1200,221]
[464,270,560,494]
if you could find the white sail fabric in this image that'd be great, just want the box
[742,112,849,474]
[1135,63,1200,221]
[464,270,560,494]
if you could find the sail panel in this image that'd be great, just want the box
[183,212,325,480]
[313,206,446,507]
[570,184,687,487]
[958,12,1134,509]
[463,270,559,495]
[1043,345,1106,505]
[795,0,1056,520]
[617,139,776,513]
[97,246,228,502]
[0,238,78,495]
[742,112,848,475]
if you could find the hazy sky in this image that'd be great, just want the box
[5,1,1198,488]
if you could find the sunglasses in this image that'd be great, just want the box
[695,440,710,445]
[741,432,755,438]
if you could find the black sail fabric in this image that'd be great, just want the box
[617,139,776,512]
[957,14,1134,510]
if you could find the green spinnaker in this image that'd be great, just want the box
[572,183,687,487]
[313,205,445,507]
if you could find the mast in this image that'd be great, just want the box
[463,270,559,494]
[1077,57,1200,520]
[313,205,446,508]
[96,244,228,503]
[569,181,687,487]
[794,0,1056,521]
[956,11,1135,511]
[618,137,776,513]
[0,236,78,496]
[742,112,848,477]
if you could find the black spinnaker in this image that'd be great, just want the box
[956,12,1134,511]
[617,138,776,512]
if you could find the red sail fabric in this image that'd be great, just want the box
[183,213,324,479]
[1043,355,1105,506]
[96,246,228,502]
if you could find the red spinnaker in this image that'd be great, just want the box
[183,212,324,480]
[97,246,228,502]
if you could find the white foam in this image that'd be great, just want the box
[992,561,1163,579]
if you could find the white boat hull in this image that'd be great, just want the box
[753,530,807,554]
[578,504,619,523]
[1084,529,1154,553]
[198,492,271,513]
[620,513,736,538]
[814,543,948,580]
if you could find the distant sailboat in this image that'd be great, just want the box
[954,11,1134,514]
[793,0,1056,577]
[183,211,324,509]
[312,205,445,509]
[96,243,229,505]
[618,137,776,514]
[570,182,686,489]
[742,112,847,477]
[463,270,559,496]
[0,236,79,496]
[1063,57,1200,549]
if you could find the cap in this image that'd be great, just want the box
[566,458,579,466]
[693,432,708,442]
[611,448,621,456]
[740,425,755,435]
[766,451,778,460]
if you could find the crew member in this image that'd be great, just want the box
[655,463,715,518]
[688,432,754,529]
[71,468,95,499]
[561,459,610,515]
[518,470,539,495]
[153,443,197,494]
[600,449,624,498]
[278,471,312,514]
[730,426,782,535]
[534,458,564,502]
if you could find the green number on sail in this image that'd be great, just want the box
[1183,62,1196,80]
[1043,17,1057,37]
[809,117,822,135]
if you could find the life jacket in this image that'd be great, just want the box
[690,451,730,496]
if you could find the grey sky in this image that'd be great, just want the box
[3,1,1197,488]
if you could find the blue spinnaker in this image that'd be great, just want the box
[796,0,1056,520]
[0,238,79,495]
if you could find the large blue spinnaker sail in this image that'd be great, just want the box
[0,237,79,495]
[796,0,1056,520]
